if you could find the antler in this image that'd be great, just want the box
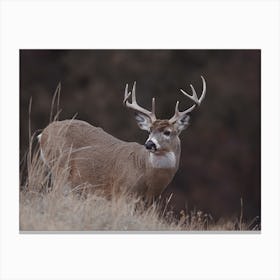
[123,82,157,122]
[169,76,206,123]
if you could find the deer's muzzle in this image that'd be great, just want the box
[145,140,157,152]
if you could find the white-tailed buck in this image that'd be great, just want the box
[38,76,206,201]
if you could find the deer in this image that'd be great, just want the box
[38,76,206,202]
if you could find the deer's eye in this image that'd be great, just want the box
[163,130,171,136]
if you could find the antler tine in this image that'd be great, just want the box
[180,85,199,103]
[123,82,157,122]
[174,101,179,114]
[123,83,131,104]
[169,76,206,123]
[180,76,206,106]
[132,81,136,103]
[152,97,156,116]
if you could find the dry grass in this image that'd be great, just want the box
[19,190,248,231]
[19,143,253,231]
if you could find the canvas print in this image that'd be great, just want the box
[20,50,260,231]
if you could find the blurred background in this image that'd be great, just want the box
[20,50,260,222]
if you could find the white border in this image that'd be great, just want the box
[1,1,279,279]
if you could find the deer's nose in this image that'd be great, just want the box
[145,140,157,151]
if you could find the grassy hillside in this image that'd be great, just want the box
[20,142,256,232]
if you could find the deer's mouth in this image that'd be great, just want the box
[150,146,157,153]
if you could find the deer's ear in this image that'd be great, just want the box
[173,114,190,134]
[134,112,152,131]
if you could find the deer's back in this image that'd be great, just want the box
[40,120,147,195]
[41,119,124,148]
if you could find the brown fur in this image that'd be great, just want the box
[39,119,178,201]
[151,120,173,132]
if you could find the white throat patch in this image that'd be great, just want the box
[149,152,176,169]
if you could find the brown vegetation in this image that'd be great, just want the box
[20,134,256,231]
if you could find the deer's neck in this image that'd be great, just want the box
[143,150,180,199]
[149,152,177,169]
